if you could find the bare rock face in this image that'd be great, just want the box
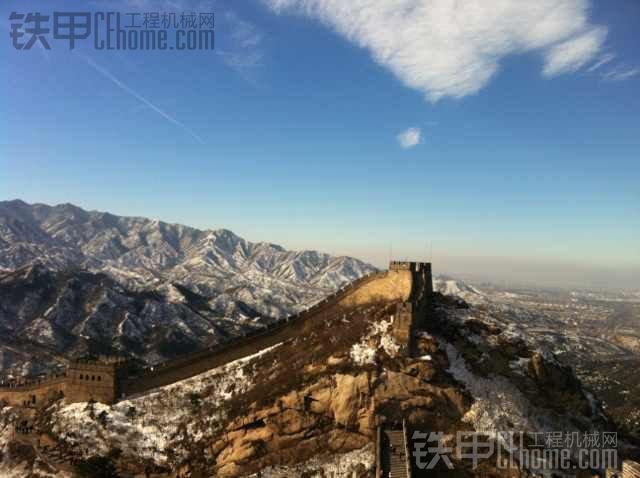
[331,373,371,428]
[527,351,593,415]
[212,371,378,476]
[208,350,472,478]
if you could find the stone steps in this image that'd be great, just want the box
[382,429,409,478]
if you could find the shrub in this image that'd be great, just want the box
[188,393,201,412]
[97,410,109,427]
[125,406,136,419]
[84,399,96,419]
[74,456,119,478]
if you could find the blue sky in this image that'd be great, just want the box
[2,0,639,288]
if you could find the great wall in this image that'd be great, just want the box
[4,262,640,478]
[0,261,433,408]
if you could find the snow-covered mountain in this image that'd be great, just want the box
[433,275,486,304]
[0,200,377,375]
[0,200,377,318]
[0,264,265,376]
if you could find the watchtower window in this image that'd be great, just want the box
[97,376,101,381]
[91,375,95,381]
[79,374,84,380]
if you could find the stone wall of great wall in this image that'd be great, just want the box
[0,375,67,408]
[0,359,123,408]
[0,261,432,406]
[119,265,417,397]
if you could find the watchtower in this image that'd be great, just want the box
[389,261,432,305]
[388,261,433,355]
[65,356,127,404]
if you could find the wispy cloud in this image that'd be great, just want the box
[397,127,422,149]
[218,11,264,77]
[228,12,263,48]
[601,65,640,82]
[584,53,639,82]
[264,0,608,101]
[83,56,205,144]
[587,53,616,73]
[542,27,607,77]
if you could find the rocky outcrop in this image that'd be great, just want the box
[209,357,467,477]
[201,315,474,478]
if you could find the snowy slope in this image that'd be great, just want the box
[433,276,486,303]
[0,200,377,318]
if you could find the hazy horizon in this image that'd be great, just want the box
[4,197,638,292]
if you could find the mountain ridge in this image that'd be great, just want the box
[0,199,377,377]
[0,199,377,316]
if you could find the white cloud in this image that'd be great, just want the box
[397,127,422,149]
[543,27,607,76]
[264,0,607,101]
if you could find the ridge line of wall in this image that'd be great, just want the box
[1,263,430,405]
[118,269,411,397]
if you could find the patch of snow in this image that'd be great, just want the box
[349,316,400,365]
[350,342,376,366]
[159,283,186,304]
[49,342,283,466]
[258,443,375,477]
[441,339,537,434]
[380,334,400,356]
